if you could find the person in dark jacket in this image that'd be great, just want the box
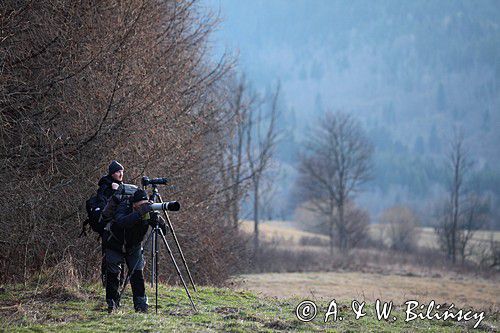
[105,188,166,313]
[94,161,125,288]
[97,160,125,209]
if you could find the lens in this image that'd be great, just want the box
[165,201,180,211]
[151,201,180,211]
[151,177,169,185]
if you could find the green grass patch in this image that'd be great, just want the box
[0,283,496,332]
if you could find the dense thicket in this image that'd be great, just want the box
[0,0,245,285]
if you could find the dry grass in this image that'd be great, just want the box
[240,220,329,247]
[241,220,500,264]
[237,219,500,317]
[241,220,500,249]
[234,271,499,312]
[369,225,500,249]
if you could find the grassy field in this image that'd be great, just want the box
[1,283,497,332]
[235,272,499,311]
[237,219,499,332]
[240,220,330,246]
[2,221,497,332]
[240,220,500,250]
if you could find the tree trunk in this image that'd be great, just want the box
[451,160,459,264]
[253,181,260,256]
[329,215,334,256]
[231,185,239,229]
[338,202,347,254]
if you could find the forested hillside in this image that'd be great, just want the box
[207,0,500,224]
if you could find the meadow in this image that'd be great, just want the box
[1,283,497,332]
[1,220,498,332]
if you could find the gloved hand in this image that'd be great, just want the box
[148,211,159,224]
[147,212,168,234]
[137,202,153,216]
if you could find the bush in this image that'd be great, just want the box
[0,0,244,286]
[380,206,420,252]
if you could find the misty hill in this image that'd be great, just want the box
[204,0,500,226]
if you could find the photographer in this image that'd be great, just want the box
[104,189,166,313]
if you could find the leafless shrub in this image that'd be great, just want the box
[477,234,500,271]
[294,200,370,252]
[0,0,246,286]
[489,239,500,270]
[380,205,420,252]
[299,236,329,247]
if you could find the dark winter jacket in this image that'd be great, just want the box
[106,200,166,252]
[101,183,138,224]
[90,175,123,237]
[97,175,122,208]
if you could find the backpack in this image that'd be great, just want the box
[80,183,138,237]
[79,194,106,237]
[88,195,106,234]
[101,184,138,237]
[113,183,138,202]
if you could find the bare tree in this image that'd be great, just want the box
[216,77,281,259]
[217,76,256,229]
[435,131,468,263]
[449,131,469,263]
[457,193,490,263]
[435,130,488,264]
[246,84,280,254]
[297,112,372,255]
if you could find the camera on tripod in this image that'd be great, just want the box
[137,175,197,312]
[141,176,180,211]
[142,176,169,187]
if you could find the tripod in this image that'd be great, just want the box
[119,184,197,313]
[147,184,197,313]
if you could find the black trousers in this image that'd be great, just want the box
[105,246,147,309]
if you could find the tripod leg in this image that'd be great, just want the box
[151,229,155,288]
[155,193,197,292]
[157,227,197,312]
[161,209,197,292]
[155,230,159,314]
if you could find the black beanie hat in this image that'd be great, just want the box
[108,160,124,175]
[131,189,149,203]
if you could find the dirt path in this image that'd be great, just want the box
[234,272,499,311]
